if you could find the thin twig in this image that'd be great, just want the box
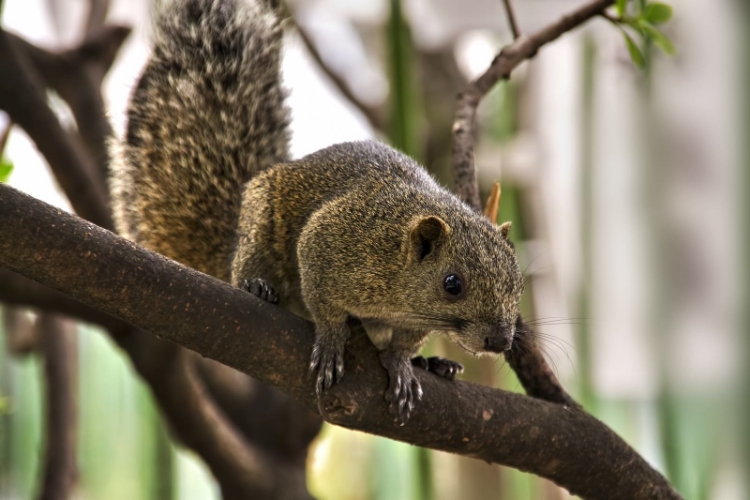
[501,0,521,39]
[451,0,614,407]
[293,20,385,131]
[84,0,110,36]
[0,120,11,154]
[452,0,614,210]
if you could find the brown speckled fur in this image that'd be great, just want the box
[110,0,289,281]
[110,0,523,423]
[232,141,524,421]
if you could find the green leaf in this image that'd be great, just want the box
[643,2,673,24]
[639,21,677,55]
[0,158,13,183]
[616,0,628,16]
[622,31,645,68]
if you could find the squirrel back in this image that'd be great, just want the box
[110,0,289,280]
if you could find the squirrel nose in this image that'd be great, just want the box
[483,335,512,353]
[483,322,515,353]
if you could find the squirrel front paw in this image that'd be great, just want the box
[241,278,279,304]
[380,351,423,425]
[412,356,464,381]
[309,335,346,396]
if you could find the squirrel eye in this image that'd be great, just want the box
[443,274,463,297]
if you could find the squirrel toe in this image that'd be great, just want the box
[412,356,464,381]
[382,356,423,425]
[310,336,346,396]
[241,278,280,304]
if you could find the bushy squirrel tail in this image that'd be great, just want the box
[110,0,289,281]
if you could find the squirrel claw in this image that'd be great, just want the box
[241,278,279,304]
[381,356,422,425]
[412,356,464,381]
[310,337,346,397]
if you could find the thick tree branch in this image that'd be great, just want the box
[0,268,122,330]
[0,29,111,229]
[36,314,78,500]
[0,268,313,499]
[452,0,614,209]
[0,266,321,463]
[0,183,680,500]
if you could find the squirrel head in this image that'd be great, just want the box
[395,212,524,356]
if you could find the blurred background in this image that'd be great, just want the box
[0,0,747,498]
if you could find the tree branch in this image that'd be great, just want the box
[509,318,580,408]
[0,183,680,500]
[84,0,110,36]
[0,267,322,463]
[0,267,313,499]
[36,314,78,500]
[451,0,613,408]
[501,0,521,39]
[0,120,10,154]
[6,25,131,190]
[291,18,385,131]
[0,268,122,330]
[0,29,112,229]
[452,0,614,210]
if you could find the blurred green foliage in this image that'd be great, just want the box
[0,159,12,183]
[610,0,675,67]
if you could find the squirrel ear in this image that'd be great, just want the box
[408,216,450,263]
[499,221,512,239]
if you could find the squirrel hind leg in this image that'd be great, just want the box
[411,356,464,381]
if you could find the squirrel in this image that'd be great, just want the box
[109,0,524,423]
